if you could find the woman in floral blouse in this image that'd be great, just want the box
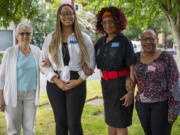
[134,28,180,135]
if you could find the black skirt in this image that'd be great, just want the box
[101,77,133,128]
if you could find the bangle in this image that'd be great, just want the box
[127,92,134,97]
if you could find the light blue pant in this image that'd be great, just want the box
[5,90,37,135]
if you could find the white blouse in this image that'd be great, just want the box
[40,32,95,82]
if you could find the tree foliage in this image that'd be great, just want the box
[158,0,180,19]
[123,13,171,40]
[77,0,179,37]
[77,0,180,68]
[0,0,39,28]
[31,2,58,48]
[77,0,164,40]
[76,10,99,42]
[78,0,163,29]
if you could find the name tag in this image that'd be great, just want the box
[148,65,156,72]
[69,40,78,44]
[111,42,120,47]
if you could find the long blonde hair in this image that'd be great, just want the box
[48,4,89,70]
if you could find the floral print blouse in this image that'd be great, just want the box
[134,51,180,115]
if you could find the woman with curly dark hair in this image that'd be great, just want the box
[95,6,136,135]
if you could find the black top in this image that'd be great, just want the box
[62,42,70,66]
[94,33,136,71]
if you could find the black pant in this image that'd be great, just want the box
[135,101,173,135]
[46,72,86,135]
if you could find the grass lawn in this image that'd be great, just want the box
[0,80,180,135]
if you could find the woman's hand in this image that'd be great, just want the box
[64,77,83,90]
[120,91,134,107]
[0,94,5,112]
[82,63,93,76]
[52,76,83,91]
[168,112,177,123]
[42,59,51,68]
[52,76,67,90]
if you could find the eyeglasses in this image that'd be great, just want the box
[141,38,156,42]
[18,32,31,36]
[60,12,74,16]
[101,20,115,26]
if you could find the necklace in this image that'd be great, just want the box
[19,46,30,56]
[141,49,160,57]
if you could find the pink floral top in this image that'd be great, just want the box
[134,51,180,115]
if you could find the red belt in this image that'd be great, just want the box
[102,69,129,81]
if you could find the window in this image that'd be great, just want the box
[0,30,15,52]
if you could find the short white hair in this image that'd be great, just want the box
[16,19,33,36]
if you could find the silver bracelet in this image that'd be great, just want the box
[127,92,134,97]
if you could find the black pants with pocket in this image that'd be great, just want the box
[46,71,86,135]
[135,101,173,135]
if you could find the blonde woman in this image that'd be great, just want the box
[40,4,95,135]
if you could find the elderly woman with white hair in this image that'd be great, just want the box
[0,20,40,135]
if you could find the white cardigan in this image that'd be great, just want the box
[40,32,95,82]
[0,45,40,107]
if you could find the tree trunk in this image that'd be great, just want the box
[159,0,180,69]
[166,15,180,69]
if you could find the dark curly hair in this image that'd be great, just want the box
[96,6,127,34]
